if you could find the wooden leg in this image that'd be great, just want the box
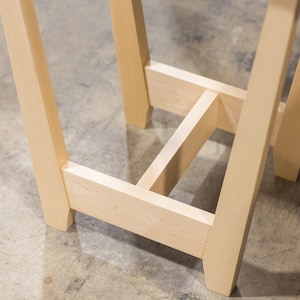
[203,0,300,296]
[0,0,74,231]
[273,59,300,181]
[109,0,153,128]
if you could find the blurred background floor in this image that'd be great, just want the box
[0,0,299,299]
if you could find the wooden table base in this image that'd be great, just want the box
[1,0,299,296]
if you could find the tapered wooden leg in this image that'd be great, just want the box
[109,0,153,128]
[273,59,300,182]
[203,0,300,296]
[0,0,74,231]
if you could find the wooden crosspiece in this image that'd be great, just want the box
[1,0,299,296]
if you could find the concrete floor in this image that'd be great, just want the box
[0,0,299,299]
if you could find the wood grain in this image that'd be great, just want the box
[145,61,285,144]
[203,0,300,295]
[137,90,219,195]
[274,59,300,181]
[110,0,152,128]
[63,162,214,258]
[0,0,74,231]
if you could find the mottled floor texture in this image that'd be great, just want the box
[0,0,299,299]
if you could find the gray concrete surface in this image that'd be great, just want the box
[0,0,299,299]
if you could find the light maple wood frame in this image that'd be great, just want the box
[1,0,300,296]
